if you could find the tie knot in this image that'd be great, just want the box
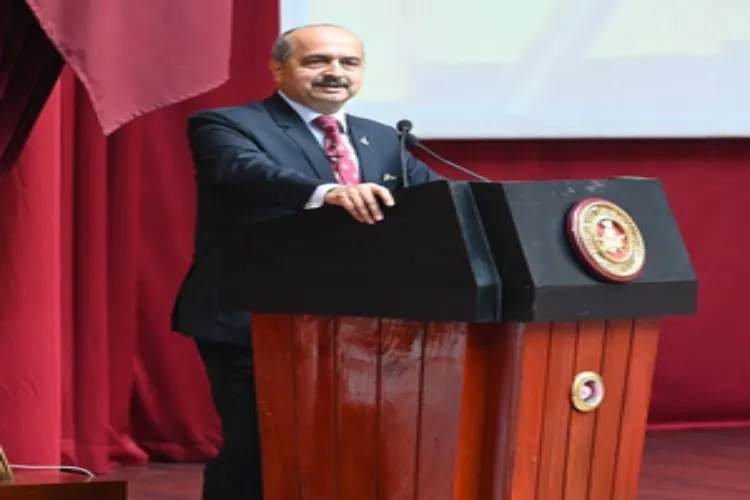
[313,115,341,134]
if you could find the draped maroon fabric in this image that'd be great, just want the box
[24,0,233,135]
[0,0,749,476]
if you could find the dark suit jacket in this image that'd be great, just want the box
[171,93,442,346]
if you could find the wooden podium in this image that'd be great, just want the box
[222,179,696,500]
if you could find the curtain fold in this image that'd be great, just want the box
[0,0,62,173]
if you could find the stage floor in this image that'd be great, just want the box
[109,427,750,499]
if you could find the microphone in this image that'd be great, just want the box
[397,121,491,183]
[396,120,412,188]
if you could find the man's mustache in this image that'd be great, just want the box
[312,76,351,88]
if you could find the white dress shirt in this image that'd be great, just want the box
[277,92,359,208]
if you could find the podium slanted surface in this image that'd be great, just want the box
[222,180,501,322]
[470,177,696,321]
[222,178,697,500]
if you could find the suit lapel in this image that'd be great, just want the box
[264,94,337,183]
[347,117,380,183]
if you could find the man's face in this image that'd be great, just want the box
[270,26,364,114]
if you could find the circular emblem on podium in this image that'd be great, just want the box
[571,371,605,412]
[567,198,645,283]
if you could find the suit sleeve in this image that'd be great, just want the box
[406,151,445,185]
[188,111,324,209]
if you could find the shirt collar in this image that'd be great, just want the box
[278,91,348,132]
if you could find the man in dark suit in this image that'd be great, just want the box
[172,23,441,499]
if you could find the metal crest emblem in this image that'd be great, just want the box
[567,198,645,283]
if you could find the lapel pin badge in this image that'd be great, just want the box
[360,136,369,146]
[383,173,397,181]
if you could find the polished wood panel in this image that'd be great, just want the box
[415,323,466,499]
[337,317,380,499]
[251,313,300,498]
[588,319,633,499]
[564,320,606,499]
[252,314,468,500]
[0,471,126,499]
[295,316,336,498]
[252,314,660,499]
[537,322,577,500]
[378,320,421,499]
[614,319,661,500]
[473,319,661,500]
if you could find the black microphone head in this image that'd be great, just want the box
[396,119,413,133]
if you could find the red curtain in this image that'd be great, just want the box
[0,0,749,475]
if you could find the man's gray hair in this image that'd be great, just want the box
[271,28,297,63]
[271,24,355,63]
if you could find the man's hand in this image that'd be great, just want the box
[324,183,395,224]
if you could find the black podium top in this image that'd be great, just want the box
[221,181,501,321]
[221,178,697,322]
[470,177,696,321]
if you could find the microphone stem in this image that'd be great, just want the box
[400,131,410,188]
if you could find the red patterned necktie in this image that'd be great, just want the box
[313,115,360,185]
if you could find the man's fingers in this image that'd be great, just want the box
[359,188,383,222]
[336,190,364,223]
[370,184,395,207]
[348,188,374,224]
[325,184,394,224]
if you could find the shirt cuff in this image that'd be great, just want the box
[304,183,339,209]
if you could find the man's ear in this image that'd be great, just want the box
[268,60,283,84]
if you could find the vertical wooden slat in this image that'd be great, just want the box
[336,317,381,499]
[613,318,661,500]
[293,316,337,499]
[250,313,300,500]
[454,323,495,500]
[563,320,607,500]
[415,323,467,500]
[509,322,552,500]
[536,322,577,500]
[482,322,526,500]
[588,319,635,499]
[377,319,423,500]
